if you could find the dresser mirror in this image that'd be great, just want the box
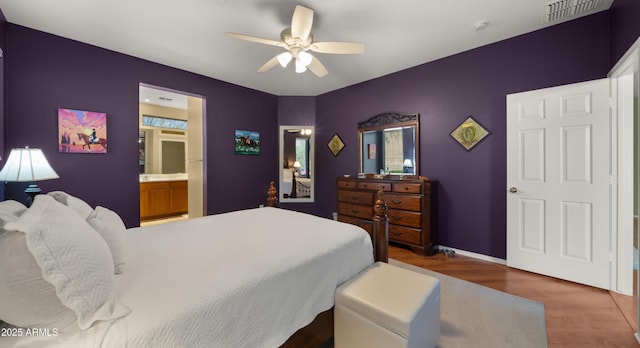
[279,125,314,203]
[358,112,420,175]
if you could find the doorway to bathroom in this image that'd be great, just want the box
[138,83,205,225]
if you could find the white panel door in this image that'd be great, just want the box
[506,79,611,290]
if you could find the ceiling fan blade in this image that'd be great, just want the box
[290,5,313,41]
[224,32,283,47]
[310,41,365,54]
[257,56,280,73]
[307,56,328,78]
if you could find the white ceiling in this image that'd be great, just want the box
[0,0,613,96]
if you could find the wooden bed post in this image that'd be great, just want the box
[267,181,278,207]
[373,190,389,263]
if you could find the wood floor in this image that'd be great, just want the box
[390,245,640,347]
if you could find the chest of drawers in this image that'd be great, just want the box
[336,177,437,255]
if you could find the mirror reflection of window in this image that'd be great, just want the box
[295,137,310,177]
[384,128,403,174]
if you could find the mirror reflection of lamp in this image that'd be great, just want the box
[0,147,59,206]
[403,159,413,174]
[293,161,301,177]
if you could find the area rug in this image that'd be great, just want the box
[389,259,548,348]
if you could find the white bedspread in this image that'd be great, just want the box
[3,207,373,348]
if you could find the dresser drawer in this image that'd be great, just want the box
[338,215,373,236]
[389,225,421,245]
[338,202,373,220]
[385,193,422,212]
[337,179,357,189]
[393,183,423,194]
[357,181,391,192]
[387,209,422,228]
[338,190,374,204]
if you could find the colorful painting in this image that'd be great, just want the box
[58,108,107,153]
[235,129,260,155]
[450,116,490,151]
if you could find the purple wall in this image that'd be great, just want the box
[5,24,278,228]
[315,12,611,259]
[610,0,640,65]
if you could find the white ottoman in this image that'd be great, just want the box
[334,262,440,348]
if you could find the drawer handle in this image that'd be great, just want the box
[350,196,360,201]
[390,199,403,205]
[351,209,360,214]
[390,231,402,237]
[404,187,409,191]
[391,216,403,221]
[362,184,368,188]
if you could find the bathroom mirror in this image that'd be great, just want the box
[279,125,314,203]
[358,112,419,175]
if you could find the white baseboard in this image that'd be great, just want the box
[635,332,640,344]
[437,245,507,265]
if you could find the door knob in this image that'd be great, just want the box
[509,187,518,193]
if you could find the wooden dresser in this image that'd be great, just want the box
[336,176,437,255]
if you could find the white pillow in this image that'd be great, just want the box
[0,200,27,227]
[0,229,78,331]
[0,200,27,216]
[47,191,94,219]
[86,206,126,274]
[4,195,130,330]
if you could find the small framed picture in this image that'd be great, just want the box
[450,116,490,151]
[328,133,345,157]
[235,129,260,155]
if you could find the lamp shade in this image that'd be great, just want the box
[0,147,59,182]
[403,159,413,167]
[293,161,301,168]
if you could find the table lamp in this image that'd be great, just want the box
[0,147,59,206]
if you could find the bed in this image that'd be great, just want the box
[0,182,390,347]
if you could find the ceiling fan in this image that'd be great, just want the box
[224,5,365,78]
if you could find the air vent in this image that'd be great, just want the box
[544,0,607,23]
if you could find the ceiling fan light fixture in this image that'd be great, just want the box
[277,52,293,67]
[298,51,312,66]
[295,59,307,73]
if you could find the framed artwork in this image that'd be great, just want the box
[328,133,345,157]
[235,129,260,155]
[450,116,490,151]
[58,108,107,153]
[368,144,376,159]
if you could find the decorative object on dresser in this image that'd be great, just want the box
[337,176,437,256]
[450,116,490,151]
